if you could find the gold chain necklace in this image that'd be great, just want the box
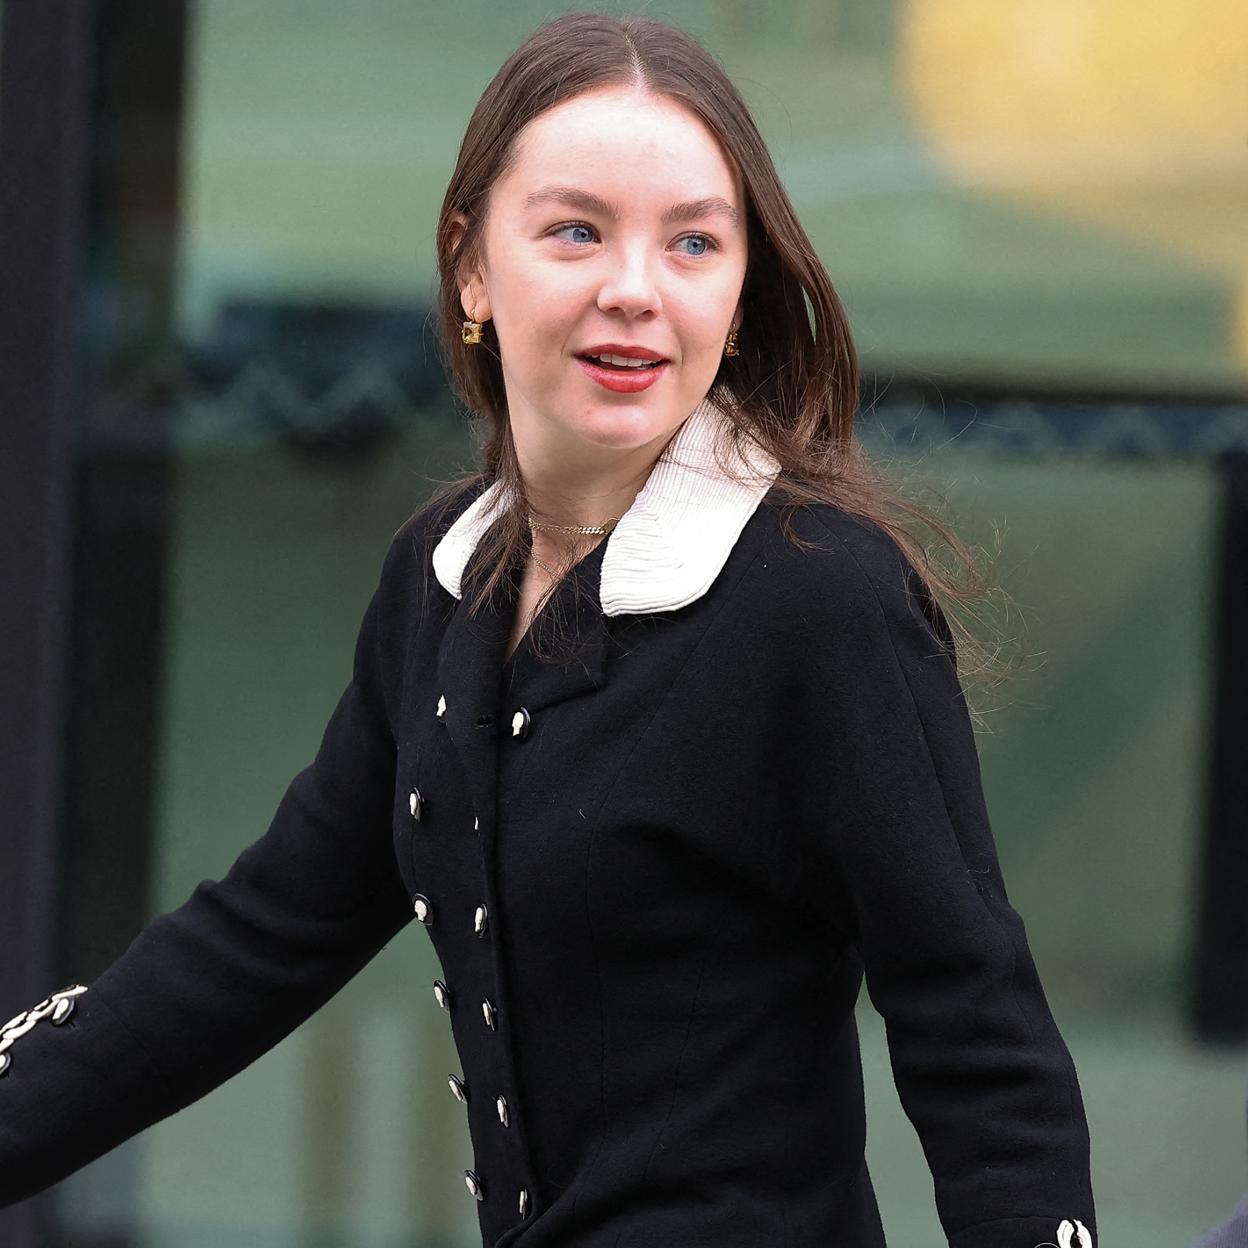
[530,551,559,578]
[528,515,620,535]
[526,513,619,578]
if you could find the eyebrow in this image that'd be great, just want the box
[522,184,740,228]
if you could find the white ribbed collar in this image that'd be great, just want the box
[430,394,782,616]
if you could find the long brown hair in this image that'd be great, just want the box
[423,10,1018,713]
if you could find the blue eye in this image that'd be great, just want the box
[552,223,597,245]
[549,222,719,257]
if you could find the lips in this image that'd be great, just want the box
[575,354,670,394]
[575,343,670,365]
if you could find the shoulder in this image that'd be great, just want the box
[754,494,954,656]
[757,495,921,616]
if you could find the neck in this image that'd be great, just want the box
[513,414,682,533]
[522,466,645,571]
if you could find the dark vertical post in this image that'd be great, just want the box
[1192,454,1248,1042]
[0,3,95,1246]
[55,0,188,990]
[51,2,189,1242]
[1,1,190,1241]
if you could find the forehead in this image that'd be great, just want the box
[499,86,742,203]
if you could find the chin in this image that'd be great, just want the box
[566,405,668,450]
[582,393,706,442]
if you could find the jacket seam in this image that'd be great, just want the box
[636,906,735,1190]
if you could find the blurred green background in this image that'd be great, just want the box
[43,1,1248,1246]
[174,0,1247,393]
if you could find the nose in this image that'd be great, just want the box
[595,242,661,319]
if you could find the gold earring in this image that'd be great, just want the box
[461,316,484,345]
[723,327,740,357]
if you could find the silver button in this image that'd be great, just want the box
[510,707,531,739]
[409,788,423,821]
[413,894,433,924]
[436,693,447,718]
[433,980,452,1011]
[473,904,489,937]
[495,1093,510,1127]
[50,997,76,1025]
[464,1169,485,1200]
[481,999,497,1030]
[473,815,479,831]
[448,1073,468,1104]
[1055,1220,1092,1248]
[518,1187,530,1217]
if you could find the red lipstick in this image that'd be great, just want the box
[575,356,669,393]
[574,343,671,394]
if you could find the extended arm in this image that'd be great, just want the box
[0,530,416,1208]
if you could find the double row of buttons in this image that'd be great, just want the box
[444,1068,511,1126]
[463,1169,531,1216]
[410,894,489,935]
[433,979,497,1030]
[419,690,533,1225]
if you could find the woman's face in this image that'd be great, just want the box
[456,84,748,464]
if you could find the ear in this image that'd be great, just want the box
[731,301,743,334]
[448,211,491,323]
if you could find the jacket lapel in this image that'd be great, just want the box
[432,536,612,832]
[497,536,612,717]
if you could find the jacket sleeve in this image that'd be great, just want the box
[0,529,416,1209]
[804,516,1097,1248]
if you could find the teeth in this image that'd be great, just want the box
[589,353,659,368]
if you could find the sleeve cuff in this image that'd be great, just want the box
[948,1215,1095,1248]
[0,982,175,1208]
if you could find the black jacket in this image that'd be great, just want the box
[0,400,1096,1247]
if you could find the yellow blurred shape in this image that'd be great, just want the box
[901,0,1248,375]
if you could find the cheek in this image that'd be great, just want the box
[669,305,733,356]
[496,266,582,345]
[669,271,745,349]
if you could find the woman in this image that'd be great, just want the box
[0,12,1097,1248]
